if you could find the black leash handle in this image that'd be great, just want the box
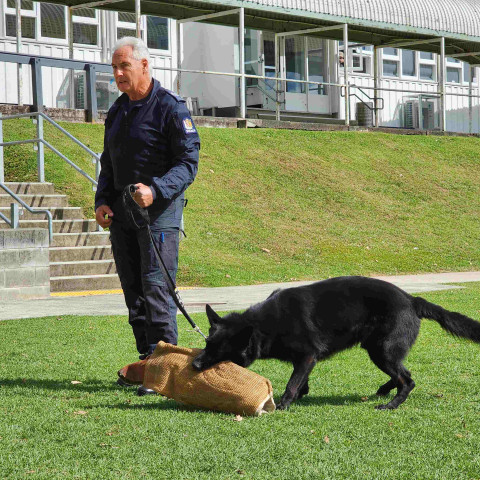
[122,185,207,340]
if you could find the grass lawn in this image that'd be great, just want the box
[1,284,480,479]
[3,120,480,287]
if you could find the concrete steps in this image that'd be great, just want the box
[1,182,121,293]
[0,219,98,233]
[0,206,85,220]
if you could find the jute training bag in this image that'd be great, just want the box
[142,341,275,416]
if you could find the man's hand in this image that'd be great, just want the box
[95,204,114,228]
[133,183,154,208]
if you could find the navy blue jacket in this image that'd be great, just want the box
[95,79,200,226]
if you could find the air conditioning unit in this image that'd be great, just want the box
[404,100,419,129]
[421,100,435,129]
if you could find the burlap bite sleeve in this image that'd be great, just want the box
[143,341,275,416]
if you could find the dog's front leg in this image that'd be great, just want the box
[278,355,317,410]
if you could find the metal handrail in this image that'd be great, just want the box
[0,111,101,239]
[0,182,53,244]
[0,112,100,186]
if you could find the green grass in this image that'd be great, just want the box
[3,120,480,286]
[1,284,480,479]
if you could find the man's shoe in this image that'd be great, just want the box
[137,385,158,396]
[117,377,134,388]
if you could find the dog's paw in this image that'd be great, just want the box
[276,401,290,411]
[375,403,396,410]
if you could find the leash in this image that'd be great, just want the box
[122,184,207,341]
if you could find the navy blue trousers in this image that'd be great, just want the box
[109,216,179,355]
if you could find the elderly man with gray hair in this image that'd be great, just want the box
[95,37,200,395]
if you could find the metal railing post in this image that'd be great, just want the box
[343,24,350,127]
[36,113,45,182]
[10,203,19,229]
[0,113,4,183]
[30,57,44,113]
[85,64,98,123]
[239,8,246,119]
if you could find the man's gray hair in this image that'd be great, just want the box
[113,36,152,76]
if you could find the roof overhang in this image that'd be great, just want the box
[50,0,480,64]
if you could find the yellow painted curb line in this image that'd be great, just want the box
[51,286,197,297]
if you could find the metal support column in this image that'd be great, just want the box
[176,21,183,95]
[16,0,23,106]
[0,114,4,183]
[239,7,246,119]
[374,46,379,127]
[135,0,141,38]
[85,64,98,123]
[343,24,350,127]
[275,33,280,121]
[30,58,44,113]
[439,37,446,132]
[36,114,45,182]
[68,7,75,109]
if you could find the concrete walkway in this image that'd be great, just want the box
[2,272,480,321]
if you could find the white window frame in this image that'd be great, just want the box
[462,62,478,85]
[145,16,170,54]
[4,0,37,40]
[446,57,462,84]
[418,51,436,82]
[115,12,144,41]
[38,2,67,45]
[72,8,99,47]
[401,49,417,80]
[339,43,372,76]
[382,48,400,78]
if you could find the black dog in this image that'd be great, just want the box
[192,276,480,410]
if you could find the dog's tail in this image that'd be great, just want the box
[413,296,480,343]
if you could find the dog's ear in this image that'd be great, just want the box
[206,304,222,326]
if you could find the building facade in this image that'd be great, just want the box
[0,1,479,133]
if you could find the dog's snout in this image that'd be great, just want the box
[191,357,203,371]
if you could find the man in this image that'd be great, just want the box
[95,37,200,394]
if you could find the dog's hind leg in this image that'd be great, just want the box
[297,380,309,400]
[367,348,415,409]
[278,355,317,410]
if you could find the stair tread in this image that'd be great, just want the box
[50,259,114,265]
[51,273,119,280]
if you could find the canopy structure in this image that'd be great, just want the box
[43,0,480,64]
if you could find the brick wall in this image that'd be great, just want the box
[0,229,50,301]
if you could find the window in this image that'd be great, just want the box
[420,51,434,60]
[5,14,35,38]
[402,50,416,77]
[308,37,326,95]
[5,0,36,39]
[383,60,399,77]
[285,36,305,93]
[446,57,462,84]
[384,48,398,56]
[40,3,66,39]
[463,63,477,84]
[147,16,168,50]
[263,34,276,91]
[116,12,139,40]
[338,42,372,74]
[420,64,434,81]
[72,8,98,45]
[382,48,399,77]
[447,67,461,83]
[419,50,435,81]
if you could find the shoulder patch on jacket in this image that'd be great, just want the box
[182,117,197,134]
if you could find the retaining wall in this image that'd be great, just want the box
[0,228,50,301]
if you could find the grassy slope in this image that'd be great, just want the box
[4,119,480,286]
[0,284,480,479]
